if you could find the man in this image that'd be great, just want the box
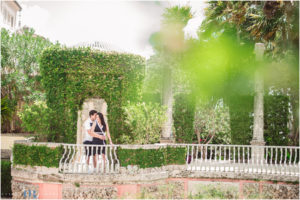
[83,110,106,173]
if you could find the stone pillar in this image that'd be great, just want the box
[251,43,265,163]
[160,67,175,144]
[76,98,107,144]
[160,93,175,143]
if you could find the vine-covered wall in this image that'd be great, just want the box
[40,47,145,143]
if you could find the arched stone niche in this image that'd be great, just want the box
[76,98,107,144]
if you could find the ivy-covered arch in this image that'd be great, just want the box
[40,47,145,143]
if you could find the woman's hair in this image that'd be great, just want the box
[97,112,106,132]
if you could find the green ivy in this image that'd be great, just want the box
[12,144,63,167]
[117,146,186,168]
[1,160,12,198]
[39,46,145,143]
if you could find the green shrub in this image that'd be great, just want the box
[117,148,164,168]
[12,143,185,169]
[122,102,166,144]
[1,160,12,198]
[194,98,231,144]
[165,146,186,165]
[188,183,239,199]
[173,93,196,143]
[117,146,186,168]
[39,47,145,143]
[18,101,52,141]
[12,144,63,167]
[13,144,186,168]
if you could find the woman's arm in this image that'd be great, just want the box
[106,121,113,145]
[88,122,105,140]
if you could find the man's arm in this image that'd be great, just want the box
[85,121,105,140]
[89,122,106,140]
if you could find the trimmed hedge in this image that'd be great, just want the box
[1,160,12,198]
[228,95,254,145]
[165,146,187,164]
[228,94,289,145]
[117,146,186,168]
[39,46,145,143]
[173,93,196,143]
[12,144,63,167]
[264,95,289,146]
[12,144,186,169]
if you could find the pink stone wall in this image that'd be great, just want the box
[38,183,62,199]
[13,178,299,199]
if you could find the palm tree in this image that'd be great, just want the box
[201,1,298,57]
[148,6,193,142]
[200,0,299,145]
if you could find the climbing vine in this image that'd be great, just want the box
[39,46,145,143]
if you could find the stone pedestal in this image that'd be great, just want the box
[76,98,107,144]
[250,140,266,164]
[160,137,175,144]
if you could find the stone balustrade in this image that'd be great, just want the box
[10,140,300,199]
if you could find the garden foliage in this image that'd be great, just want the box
[18,101,52,141]
[122,102,166,144]
[194,98,231,144]
[1,27,53,132]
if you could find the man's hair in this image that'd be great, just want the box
[89,110,97,116]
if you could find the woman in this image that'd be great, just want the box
[91,112,113,171]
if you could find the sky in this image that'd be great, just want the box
[19,0,207,58]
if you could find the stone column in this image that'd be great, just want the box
[250,43,265,163]
[160,67,175,144]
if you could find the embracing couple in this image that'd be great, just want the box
[83,110,113,172]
